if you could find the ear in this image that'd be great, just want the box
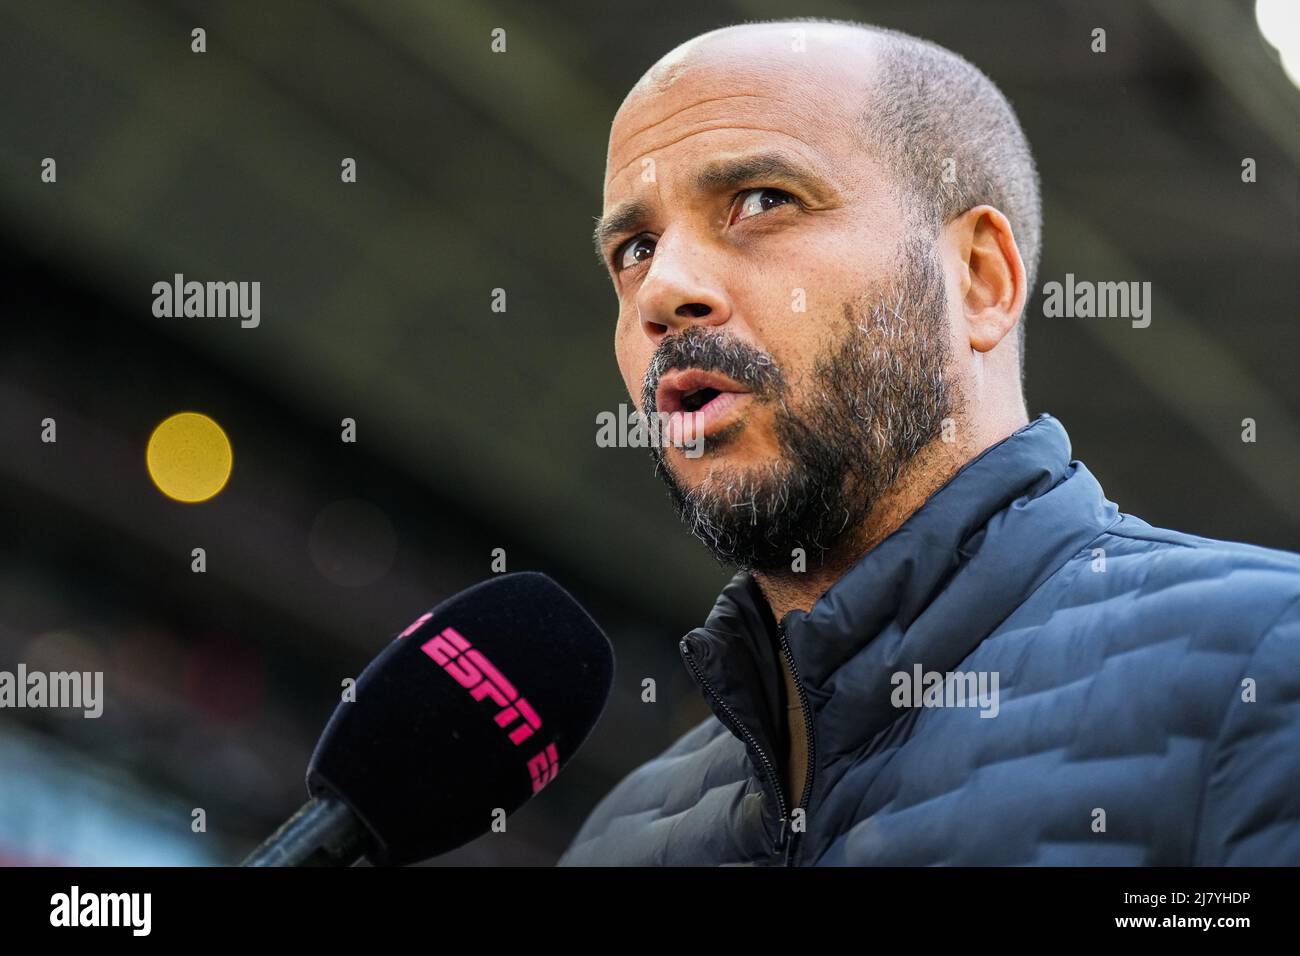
[945,205,1027,353]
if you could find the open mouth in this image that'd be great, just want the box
[654,368,752,415]
[680,386,722,413]
[653,368,754,447]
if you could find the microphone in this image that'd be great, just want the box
[242,571,615,866]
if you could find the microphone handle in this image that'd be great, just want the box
[242,794,373,866]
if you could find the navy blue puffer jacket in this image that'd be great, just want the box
[558,414,1300,865]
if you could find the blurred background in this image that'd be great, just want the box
[0,0,1296,865]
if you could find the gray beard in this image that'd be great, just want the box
[644,239,960,573]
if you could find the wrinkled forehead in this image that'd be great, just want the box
[603,26,880,202]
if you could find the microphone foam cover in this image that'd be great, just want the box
[307,571,614,865]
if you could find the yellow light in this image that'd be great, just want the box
[146,412,233,503]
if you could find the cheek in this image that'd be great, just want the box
[614,317,648,401]
[750,249,859,345]
[745,292,839,388]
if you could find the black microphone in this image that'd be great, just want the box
[242,571,615,866]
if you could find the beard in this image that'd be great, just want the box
[641,238,961,574]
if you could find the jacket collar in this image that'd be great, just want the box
[679,414,1120,806]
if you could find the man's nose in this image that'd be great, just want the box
[633,236,731,344]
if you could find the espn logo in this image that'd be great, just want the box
[417,624,560,794]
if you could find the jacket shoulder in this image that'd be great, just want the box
[1063,518,1300,863]
[1091,513,1300,623]
[556,714,739,865]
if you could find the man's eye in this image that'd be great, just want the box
[616,236,656,272]
[732,187,796,223]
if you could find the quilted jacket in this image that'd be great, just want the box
[557,414,1300,865]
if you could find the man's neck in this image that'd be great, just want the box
[752,436,974,622]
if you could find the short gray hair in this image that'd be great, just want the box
[740,18,1042,374]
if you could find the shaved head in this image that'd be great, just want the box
[845,19,1042,369]
[616,17,1042,374]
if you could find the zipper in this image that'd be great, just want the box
[680,627,817,866]
[679,637,790,851]
[778,619,816,867]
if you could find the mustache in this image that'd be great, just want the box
[641,326,786,414]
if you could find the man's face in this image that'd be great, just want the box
[598,28,963,570]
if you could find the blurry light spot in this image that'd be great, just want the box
[22,631,106,721]
[112,629,186,715]
[146,412,233,503]
[24,630,104,675]
[1257,0,1300,87]
[308,499,397,587]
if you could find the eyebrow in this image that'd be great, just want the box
[591,199,654,266]
[591,151,833,266]
[693,152,831,196]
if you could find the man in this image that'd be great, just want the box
[559,18,1300,865]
